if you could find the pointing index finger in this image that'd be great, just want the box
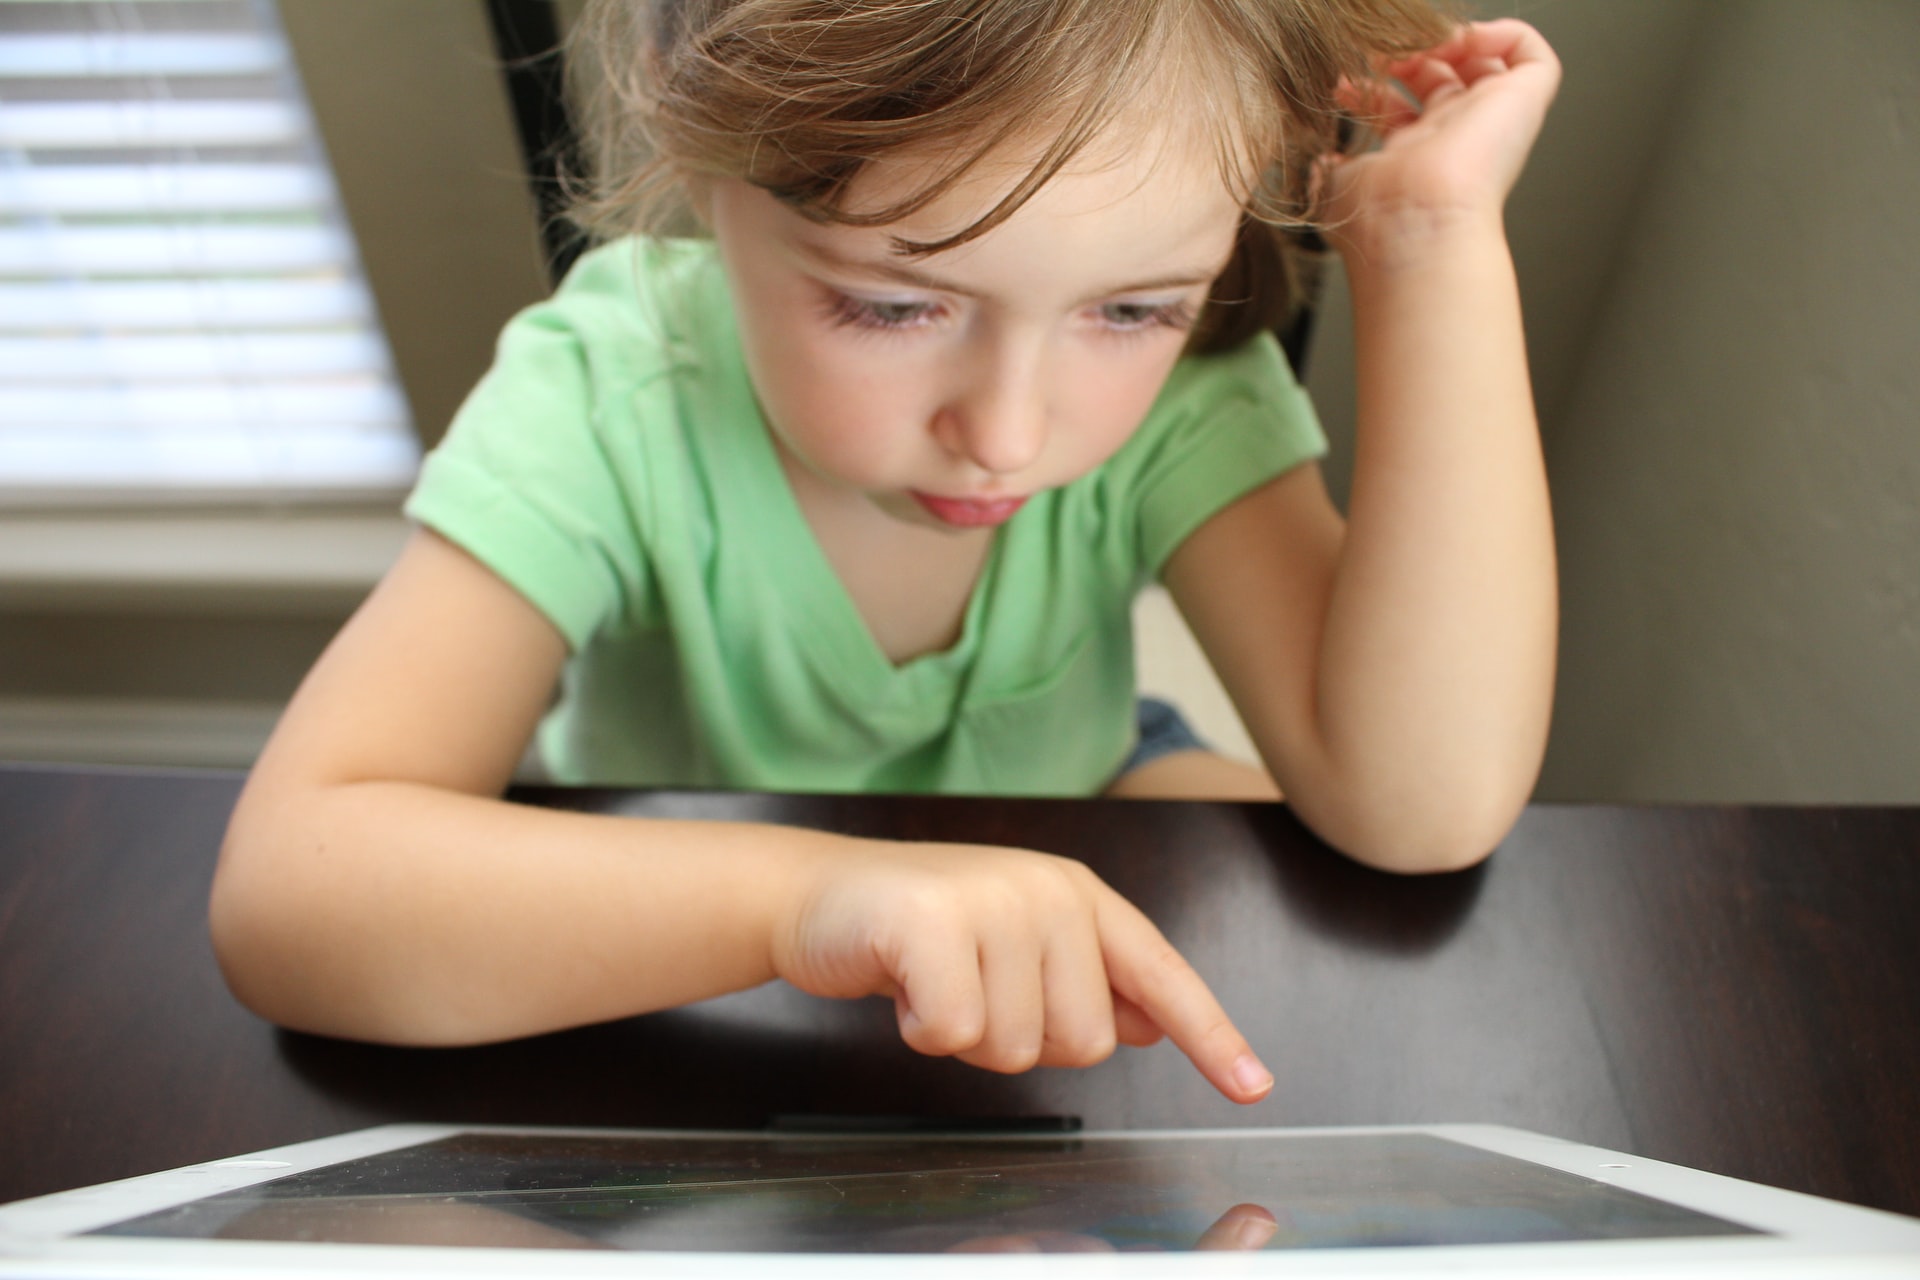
[1094,895,1272,1104]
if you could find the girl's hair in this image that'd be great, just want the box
[566,0,1451,355]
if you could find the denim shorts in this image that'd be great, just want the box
[1115,696,1209,778]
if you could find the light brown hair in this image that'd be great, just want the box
[566,0,1453,354]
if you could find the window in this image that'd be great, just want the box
[0,0,418,500]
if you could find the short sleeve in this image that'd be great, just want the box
[1116,331,1328,577]
[403,254,658,653]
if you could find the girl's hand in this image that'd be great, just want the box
[1321,19,1561,255]
[770,842,1273,1104]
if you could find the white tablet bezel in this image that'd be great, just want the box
[2,1123,1917,1279]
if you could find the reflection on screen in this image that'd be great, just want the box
[93,1131,1762,1253]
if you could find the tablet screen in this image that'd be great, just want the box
[89,1131,1763,1253]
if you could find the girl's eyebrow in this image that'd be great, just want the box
[790,235,1226,299]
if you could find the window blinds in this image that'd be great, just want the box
[0,0,418,498]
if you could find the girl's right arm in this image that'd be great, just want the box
[210,529,1272,1103]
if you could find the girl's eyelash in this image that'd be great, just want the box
[823,292,939,332]
[819,291,1199,336]
[1098,300,1199,334]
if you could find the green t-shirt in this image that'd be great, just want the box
[406,237,1325,795]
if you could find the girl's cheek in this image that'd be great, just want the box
[1073,347,1183,456]
[792,331,920,421]
[776,342,934,470]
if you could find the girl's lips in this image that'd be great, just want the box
[910,491,1029,528]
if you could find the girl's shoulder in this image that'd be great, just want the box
[448,237,729,456]
[1072,330,1327,575]
[1156,330,1306,418]
[525,236,723,371]
[554,235,715,304]
[1099,330,1317,478]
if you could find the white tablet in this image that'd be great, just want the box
[2,1123,1917,1278]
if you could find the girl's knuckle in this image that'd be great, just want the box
[983,875,1034,918]
[1138,934,1190,981]
[985,1039,1043,1074]
[1051,854,1100,890]
[899,880,957,923]
[1050,1026,1117,1068]
[1194,1012,1242,1057]
[913,1010,984,1058]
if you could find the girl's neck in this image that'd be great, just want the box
[773,443,998,666]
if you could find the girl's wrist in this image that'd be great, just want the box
[761,826,905,979]
[1329,202,1509,277]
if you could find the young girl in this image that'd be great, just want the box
[211,0,1559,1106]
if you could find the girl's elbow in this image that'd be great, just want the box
[210,916,449,1047]
[1315,781,1523,875]
[207,857,318,1032]
[210,864,518,1049]
[208,846,387,1041]
[1344,828,1499,876]
[1373,830,1501,875]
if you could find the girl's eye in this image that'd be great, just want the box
[1097,300,1198,333]
[824,293,940,332]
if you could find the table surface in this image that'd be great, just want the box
[2,762,1916,1218]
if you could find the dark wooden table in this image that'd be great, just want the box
[3,761,1916,1219]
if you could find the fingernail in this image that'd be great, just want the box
[1231,1054,1273,1098]
[1235,1213,1277,1250]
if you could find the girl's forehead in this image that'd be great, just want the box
[836,114,1250,255]
[778,131,1244,301]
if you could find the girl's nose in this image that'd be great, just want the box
[938,352,1048,476]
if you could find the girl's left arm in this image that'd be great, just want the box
[1165,21,1562,873]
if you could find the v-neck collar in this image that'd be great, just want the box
[679,248,1016,703]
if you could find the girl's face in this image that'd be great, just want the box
[706,128,1246,533]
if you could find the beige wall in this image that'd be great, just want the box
[1309,0,1920,802]
[279,0,552,450]
[1536,1,1920,801]
[1308,0,1716,504]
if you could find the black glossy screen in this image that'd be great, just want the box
[94,1131,1762,1252]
